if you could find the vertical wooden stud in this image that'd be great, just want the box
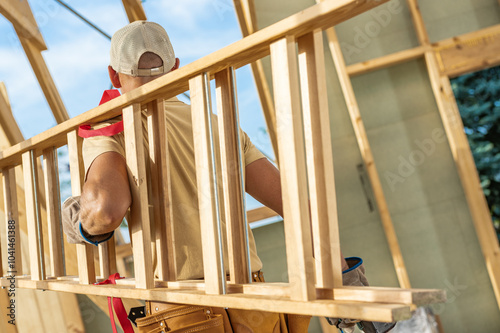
[147,99,177,281]
[190,73,226,295]
[215,67,251,284]
[43,147,64,277]
[67,130,96,284]
[98,237,116,279]
[2,168,22,276]
[22,150,45,281]
[297,30,342,289]
[270,36,316,301]
[123,103,154,289]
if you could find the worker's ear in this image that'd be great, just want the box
[169,58,180,72]
[108,66,121,88]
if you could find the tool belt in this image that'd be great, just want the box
[135,271,311,333]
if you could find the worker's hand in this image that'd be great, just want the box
[62,196,114,246]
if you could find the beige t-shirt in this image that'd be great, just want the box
[82,97,265,280]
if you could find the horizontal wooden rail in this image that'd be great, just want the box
[0,276,446,322]
[0,0,389,170]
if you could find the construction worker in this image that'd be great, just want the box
[62,21,394,333]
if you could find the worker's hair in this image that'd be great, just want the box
[134,51,166,84]
[138,52,163,70]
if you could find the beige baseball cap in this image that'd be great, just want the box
[110,21,175,77]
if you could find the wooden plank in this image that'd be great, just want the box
[346,46,427,76]
[405,0,429,45]
[215,68,250,284]
[2,278,416,322]
[233,0,280,161]
[270,36,316,301]
[98,238,117,279]
[325,27,411,289]
[16,36,68,124]
[42,147,64,277]
[190,73,226,295]
[0,0,391,171]
[425,51,500,309]
[247,206,277,223]
[121,0,147,22]
[67,130,96,285]
[0,0,46,50]
[2,168,22,275]
[434,28,500,77]
[146,99,176,281]
[297,30,342,290]
[0,82,24,145]
[22,150,45,281]
[123,103,154,289]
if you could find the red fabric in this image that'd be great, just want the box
[78,90,124,138]
[95,273,134,333]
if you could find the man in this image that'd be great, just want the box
[63,21,393,333]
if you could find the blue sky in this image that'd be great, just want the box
[0,0,273,158]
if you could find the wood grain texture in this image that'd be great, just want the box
[215,68,250,284]
[123,104,154,289]
[22,150,45,281]
[121,0,147,22]
[190,74,226,295]
[42,147,64,277]
[270,36,316,301]
[146,99,177,281]
[297,30,342,290]
[2,168,22,275]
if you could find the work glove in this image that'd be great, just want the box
[62,196,114,246]
[326,257,396,333]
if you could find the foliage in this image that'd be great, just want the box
[451,66,500,241]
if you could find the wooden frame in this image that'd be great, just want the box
[0,0,447,322]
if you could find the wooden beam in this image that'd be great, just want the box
[22,150,45,281]
[0,0,391,170]
[146,99,176,281]
[2,277,419,322]
[434,24,500,77]
[123,103,154,289]
[347,46,427,76]
[405,0,429,45]
[297,30,342,289]
[270,35,316,301]
[17,36,69,124]
[325,27,411,289]
[2,168,22,275]
[247,206,278,223]
[121,0,147,22]
[42,147,64,277]
[190,74,226,295]
[0,0,46,50]
[215,68,251,284]
[424,51,500,310]
[233,0,280,162]
[0,82,24,145]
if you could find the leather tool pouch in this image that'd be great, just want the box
[136,304,225,333]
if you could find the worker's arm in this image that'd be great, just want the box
[245,157,349,270]
[80,151,132,235]
[245,157,283,217]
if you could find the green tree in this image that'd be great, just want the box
[451,66,500,241]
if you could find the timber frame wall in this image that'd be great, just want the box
[234,0,500,312]
[0,0,446,323]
